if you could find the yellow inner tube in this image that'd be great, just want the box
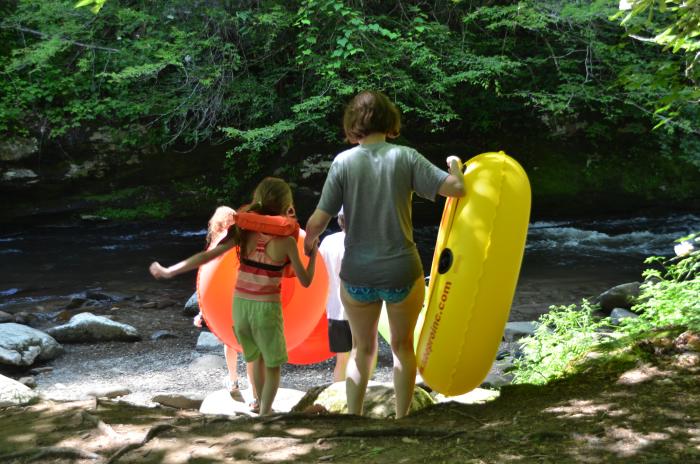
[416,151,531,396]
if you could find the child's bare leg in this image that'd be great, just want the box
[251,358,265,407]
[259,365,280,415]
[333,351,351,382]
[246,361,259,399]
[385,277,424,419]
[341,286,382,415]
[223,345,239,387]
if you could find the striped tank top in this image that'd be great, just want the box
[234,232,289,302]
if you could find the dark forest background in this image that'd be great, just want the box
[1,0,698,221]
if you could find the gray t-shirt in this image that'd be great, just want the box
[316,142,448,287]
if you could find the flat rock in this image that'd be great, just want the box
[199,387,307,416]
[435,387,500,404]
[152,392,206,410]
[86,386,131,398]
[46,312,140,343]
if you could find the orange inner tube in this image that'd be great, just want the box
[197,229,329,360]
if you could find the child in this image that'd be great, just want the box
[303,90,465,418]
[199,206,257,403]
[318,209,351,382]
[150,177,318,415]
[192,310,256,404]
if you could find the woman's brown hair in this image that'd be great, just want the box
[343,91,401,143]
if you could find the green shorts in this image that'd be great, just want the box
[233,296,287,367]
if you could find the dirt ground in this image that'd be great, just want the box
[2,332,698,464]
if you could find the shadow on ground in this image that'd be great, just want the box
[1,336,698,464]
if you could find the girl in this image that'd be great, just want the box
[150,177,318,415]
[202,207,254,398]
[303,91,465,418]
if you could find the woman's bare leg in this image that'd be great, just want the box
[385,277,425,419]
[340,286,382,415]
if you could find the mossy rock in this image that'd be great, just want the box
[292,381,435,418]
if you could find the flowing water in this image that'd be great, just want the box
[1,211,699,321]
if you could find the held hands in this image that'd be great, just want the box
[303,236,319,257]
[149,262,172,280]
[446,156,462,175]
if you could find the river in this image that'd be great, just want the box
[2,211,699,321]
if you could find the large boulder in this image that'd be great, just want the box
[292,381,435,418]
[0,374,40,407]
[0,137,39,162]
[183,292,199,317]
[0,323,63,367]
[1,168,39,183]
[46,312,140,343]
[598,282,641,312]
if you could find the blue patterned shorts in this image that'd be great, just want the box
[343,282,414,304]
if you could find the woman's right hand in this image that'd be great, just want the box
[149,262,171,280]
[446,156,462,175]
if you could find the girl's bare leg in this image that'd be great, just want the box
[251,358,265,409]
[385,277,425,419]
[340,286,382,415]
[246,361,259,399]
[259,365,280,415]
[223,345,239,388]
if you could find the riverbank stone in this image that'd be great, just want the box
[195,331,223,352]
[183,292,199,317]
[611,308,639,324]
[598,282,641,312]
[0,374,40,407]
[0,323,63,367]
[152,392,206,410]
[503,321,537,342]
[46,312,140,343]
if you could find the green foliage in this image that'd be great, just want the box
[94,201,172,220]
[75,0,107,14]
[615,0,700,128]
[513,232,700,385]
[1,0,699,197]
[512,301,611,385]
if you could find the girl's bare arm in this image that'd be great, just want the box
[304,209,332,256]
[150,240,237,279]
[285,236,317,287]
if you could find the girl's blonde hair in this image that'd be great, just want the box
[206,206,236,246]
[245,177,293,216]
[206,177,294,251]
